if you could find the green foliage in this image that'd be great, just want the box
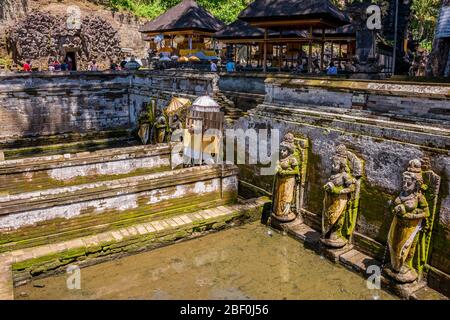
[109,0,252,24]
[0,56,13,69]
[410,0,440,47]
[110,0,441,47]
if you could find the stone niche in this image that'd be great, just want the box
[8,11,122,70]
[235,76,450,297]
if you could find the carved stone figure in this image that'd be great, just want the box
[271,133,301,223]
[169,114,183,135]
[137,109,151,145]
[321,145,362,249]
[385,158,440,284]
[153,110,167,144]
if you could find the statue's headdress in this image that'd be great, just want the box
[332,144,349,173]
[403,159,423,189]
[280,133,295,153]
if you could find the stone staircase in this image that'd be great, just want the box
[0,131,266,261]
[214,91,246,123]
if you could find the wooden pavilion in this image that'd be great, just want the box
[214,20,310,71]
[139,0,225,58]
[313,23,356,69]
[238,0,351,72]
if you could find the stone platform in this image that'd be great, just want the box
[0,132,270,300]
[277,218,448,300]
[0,135,241,253]
[0,197,268,300]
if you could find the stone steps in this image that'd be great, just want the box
[0,197,269,300]
[214,91,245,121]
[0,162,239,253]
[0,143,172,195]
[280,219,448,300]
[0,129,138,160]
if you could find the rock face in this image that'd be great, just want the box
[8,11,122,69]
[0,1,148,69]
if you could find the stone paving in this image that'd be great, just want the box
[0,197,267,300]
[279,218,448,300]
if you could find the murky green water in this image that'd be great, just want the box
[15,222,396,300]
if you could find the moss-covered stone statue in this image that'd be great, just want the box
[271,133,301,223]
[153,110,168,144]
[384,158,440,284]
[137,102,155,145]
[321,144,363,249]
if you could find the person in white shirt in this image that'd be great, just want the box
[210,61,217,72]
[88,60,99,71]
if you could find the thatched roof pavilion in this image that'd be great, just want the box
[237,0,350,72]
[140,0,225,36]
[238,0,350,29]
[214,20,308,43]
[140,0,225,57]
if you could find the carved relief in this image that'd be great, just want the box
[321,145,363,249]
[271,133,308,223]
[384,158,441,284]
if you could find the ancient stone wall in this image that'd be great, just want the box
[264,77,450,124]
[0,0,148,68]
[233,76,450,295]
[0,70,215,141]
[8,11,122,70]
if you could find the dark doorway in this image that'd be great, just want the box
[64,52,77,71]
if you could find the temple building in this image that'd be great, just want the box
[139,0,225,60]
[237,0,350,72]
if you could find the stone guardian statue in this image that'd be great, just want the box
[385,158,440,284]
[271,133,301,223]
[321,144,363,249]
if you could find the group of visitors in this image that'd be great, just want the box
[48,56,75,72]
[208,60,237,73]
[20,54,143,73]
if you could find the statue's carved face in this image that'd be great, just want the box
[331,157,343,173]
[280,146,290,159]
[402,175,416,194]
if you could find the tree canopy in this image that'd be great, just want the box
[111,0,441,48]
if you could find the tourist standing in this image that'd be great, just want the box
[66,56,73,71]
[53,60,61,71]
[226,60,236,73]
[120,57,128,69]
[210,60,217,72]
[110,61,119,71]
[327,62,338,75]
[23,60,32,72]
[88,60,99,71]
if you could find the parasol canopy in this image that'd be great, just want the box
[188,55,201,62]
[159,56,172,62]
[191,95,221,112]
[193,51,219,61]
[165,97,192,115]
[178,56,189,63]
